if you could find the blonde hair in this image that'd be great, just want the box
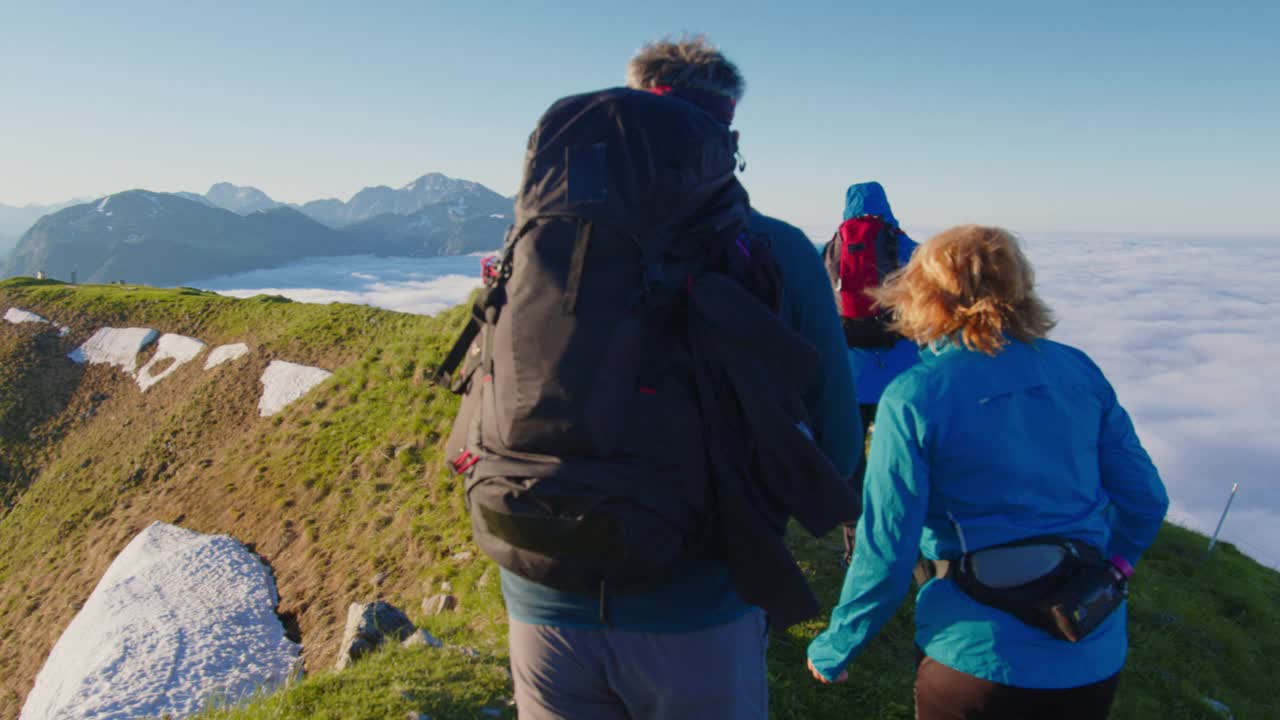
[625,34,744,101]
[870,225,1056,355]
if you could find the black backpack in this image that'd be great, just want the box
[436,88,855,621]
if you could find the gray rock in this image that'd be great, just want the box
[451,551,474,561]
[334,601,416,670]
[1202,698,1234,720]
[371,571,389,587]
[423,594,458,615]
[402,628,444,649]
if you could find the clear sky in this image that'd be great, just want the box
[2,1,1276,235]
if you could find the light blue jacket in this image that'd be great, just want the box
[808,338,1168,687]
[842,182,919,404]
[502,211,863,632]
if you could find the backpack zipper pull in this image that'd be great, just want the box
[947,511,969,555]
[598,580,609,627]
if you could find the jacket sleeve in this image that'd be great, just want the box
[1097,378,1169,565]
[783,227,863,480]
[807,394,928,679]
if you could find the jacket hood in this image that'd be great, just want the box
[843,181,898,226]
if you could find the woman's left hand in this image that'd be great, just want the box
[807,657,848,684]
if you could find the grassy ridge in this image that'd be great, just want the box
[1,278,1276,719]
[211,524,1278,720]
[0,277,498,717]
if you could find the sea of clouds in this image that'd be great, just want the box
[195,254,486,317]
[191,235,1280,569]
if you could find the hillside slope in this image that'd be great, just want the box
[1,278,1276,720]
[0,278,492,718]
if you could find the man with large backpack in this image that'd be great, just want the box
[437,37,861,719]
[823,181,921,565]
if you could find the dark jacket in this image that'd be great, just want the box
[689,272,860,628]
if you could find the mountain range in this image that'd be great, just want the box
[1,174,513,286]
[0,199,85,256]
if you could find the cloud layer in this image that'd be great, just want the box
[194,254,487,317]
[191,238,1280,569]
[1025,235,1279,568]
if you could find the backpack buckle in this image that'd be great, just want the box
[481,256,501,284]
[451,450,481,474]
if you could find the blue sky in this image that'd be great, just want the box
[1,1,1276,235]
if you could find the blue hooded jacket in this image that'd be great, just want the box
[808,338,1169,688]
[842,182,920,404]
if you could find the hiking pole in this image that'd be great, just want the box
[1206,483,1240,555]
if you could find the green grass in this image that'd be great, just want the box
[210,522,1279,720]
[200,645,515,720]
[2,277,1277,720]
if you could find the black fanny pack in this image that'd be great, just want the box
[913,536,1129,643]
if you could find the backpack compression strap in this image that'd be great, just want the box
[431,293,486,389]
[432,222,526,387]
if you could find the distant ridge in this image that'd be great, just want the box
[205,182,280,215]
[1,174,514,286]
[0,199,85,255]
[296,173,506,228]
[196,173,510,229]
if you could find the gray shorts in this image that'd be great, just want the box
[508,609,768,720]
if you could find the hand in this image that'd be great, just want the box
[841,522,857,568]
[807,657,848,684]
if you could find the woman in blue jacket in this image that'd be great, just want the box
[806,225,1168,719]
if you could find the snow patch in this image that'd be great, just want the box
[20,522,301,720]
[68,328,159,374]
[258,360,332,417]
[204,343,250,370]
[95,196,111,212]
[135,334,207,391]
[4,307,49,325]
[144,192,165,217]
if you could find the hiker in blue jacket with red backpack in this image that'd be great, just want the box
[838,181,921,422]
[807,225,1169,719]
[824,181,921,563]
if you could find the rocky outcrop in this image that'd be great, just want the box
[334,601,417,671]
[422,594,459,615]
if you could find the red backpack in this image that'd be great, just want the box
[822,214,904,349]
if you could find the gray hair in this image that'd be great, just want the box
[625,35,745,102]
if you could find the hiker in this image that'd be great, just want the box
[806,225,1169,720]
[436,36,861,719]
[824,181,921,565]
